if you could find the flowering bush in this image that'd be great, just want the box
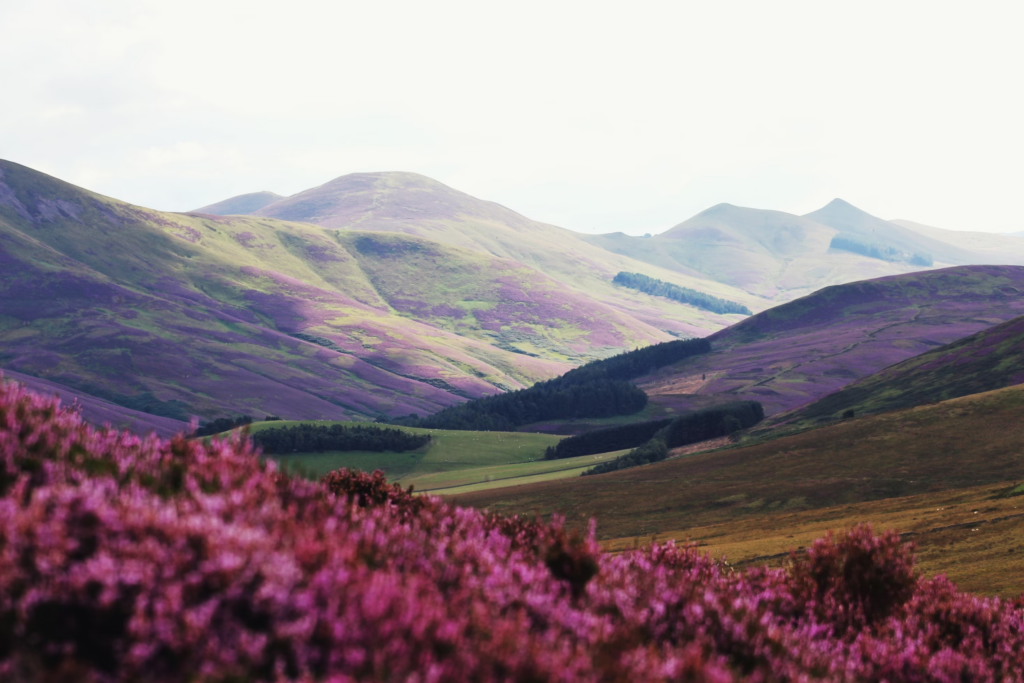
[1,376,1023,682]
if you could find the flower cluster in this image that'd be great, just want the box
[1,377,1023,682]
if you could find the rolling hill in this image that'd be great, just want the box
[633,265,1024,419]
[435,265,1024,436]
[583,203,943,301]
[4,159,701,423]
[779,312,1024,426]
[583,199,1024,303]
[222,171,764,337]
[892,218,1024,264]
[193,190,286,216]
[804,198,970,265]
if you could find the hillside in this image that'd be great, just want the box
[804,199,969,265]
[192,190,286,215]
[584,203,938,300]
[1,369,187,437]
[892,218,1024,265]
[635,265,1024,418]
[453,382,1024,541]
[780,312,1024,425]
[3,160,655,422]
[243,171,763,337]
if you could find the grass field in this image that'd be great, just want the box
[414,449,630,494]
[452,383,1024,541]
[603,482,1024,597]
[243,420,583,491]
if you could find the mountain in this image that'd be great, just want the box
[891,219,1024,265]
[5,159,688,423]
[635,265,1024,418]
[192,191,286,215]
[243,171,763,337]
[804,199,968,264]
[583,203,940,301]
[780,312,1024,426]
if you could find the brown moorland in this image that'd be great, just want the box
[451,383,1024,543]
[604,483,1024,597]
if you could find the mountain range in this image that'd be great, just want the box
[6,156,1024,428]
[0,161,753,423]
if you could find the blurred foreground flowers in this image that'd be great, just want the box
[1,376,1022,682]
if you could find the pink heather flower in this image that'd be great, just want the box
[0,374,1023,681]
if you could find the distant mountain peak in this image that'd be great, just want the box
[805,198,873,220]
[805,198,969,265]
[191,191,286,216]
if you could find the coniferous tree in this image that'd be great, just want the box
[612,272,752,315]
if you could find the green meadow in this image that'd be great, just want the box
[243,420,622,493]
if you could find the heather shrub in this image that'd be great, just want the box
[2,374,1024,682]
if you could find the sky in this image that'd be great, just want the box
[2,0,1022,236]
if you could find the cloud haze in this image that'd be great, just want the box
[2,0,1022,234]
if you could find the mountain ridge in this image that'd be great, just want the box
[193,190,286,216]
[0,159,756,427]
[635,265,1024,418]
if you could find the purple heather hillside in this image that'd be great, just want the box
[1,370,188,437]
[641,265,1024,416]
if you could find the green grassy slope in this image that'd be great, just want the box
[451,383,1024,540]
[0,166,564,420]
[6,159,750,423]
[249,171,764,337]
[246,420,564,486]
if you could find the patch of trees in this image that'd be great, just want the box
[582,401,764,476]
[557,337,711,385]
[830,236,933,266]
[253,424,431,455]
[193,415,253,437]
[544,418,674,460]
[405,338,711,432]
[613,272,752,315]
[411,380,648,432]
[193,414,283,437]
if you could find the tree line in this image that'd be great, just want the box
[398,338,711,432]
[544,418,674,460]
[582,401,764,476]
[613,272,752,316]
[253,423,431,455]
[193,414,282,438]
[830,236,933,266]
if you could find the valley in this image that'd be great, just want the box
[5,156,1024,600]
[452,382,1024,552]
[11,6,1024,678]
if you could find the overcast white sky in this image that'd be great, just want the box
[2,1,1022,235]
